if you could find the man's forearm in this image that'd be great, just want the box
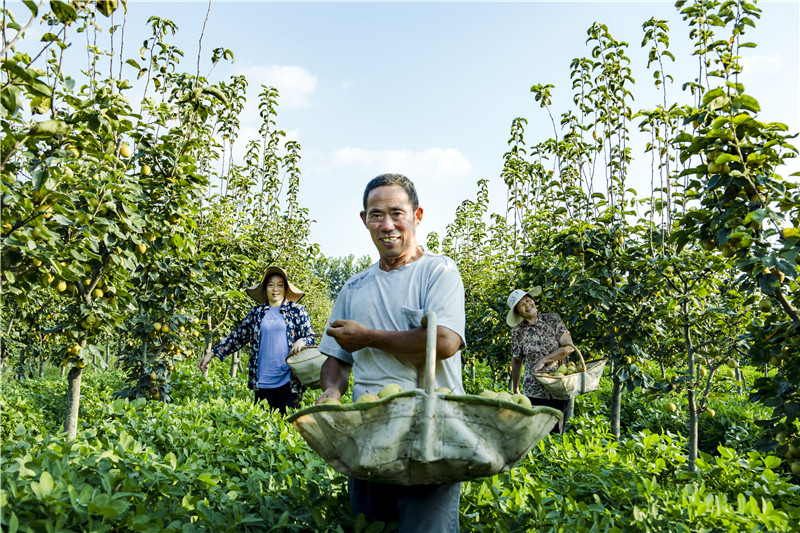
[319,356,351,397]
[367,326,461,363]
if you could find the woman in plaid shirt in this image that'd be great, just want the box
[198,266,316,413]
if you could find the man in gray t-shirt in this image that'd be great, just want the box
[317,174,465,533]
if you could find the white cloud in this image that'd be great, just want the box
[740,54,783,75]
[319,147,472,181]
[237,64,318,110]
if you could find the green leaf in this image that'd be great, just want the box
[715,153,740,164]
[197,472,219,486]
[49,0,77,24]
[701,87,725,108]
[758,273,779,295]
[15,454,35,477]
[96,0,119,17]
[33,470,55,499]
[708,96,730,111]
[201,86,230,106]
[165,452,177,470]
[28,119,68,136]
[744,208,766,224]
[762,455,781,469]
[1,84,22,115]
[23,1,39,16]
[734,94,761,113]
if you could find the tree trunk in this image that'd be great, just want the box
[470,361,476,382]
[684,308,698,472]
[660,361,666,379]
[106,343,111,368]
[687,386,698,472]
[63,366,83,439]
[19,346,27,379]
[609,370,622,440]
[230,351,240,378]
[203,343,212,379]
[39,353,46,378]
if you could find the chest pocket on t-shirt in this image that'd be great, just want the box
[402,307,425,330]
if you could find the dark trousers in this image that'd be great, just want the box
[528,396,570,434]
[254,381,302,414]
[348,477,461,532]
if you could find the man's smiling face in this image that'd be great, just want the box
[361,184,423,270]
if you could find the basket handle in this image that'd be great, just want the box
[572,345,586,372]
[421,311,437,396]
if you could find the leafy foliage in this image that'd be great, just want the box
[3,362,798,532]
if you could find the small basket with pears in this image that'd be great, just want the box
[287,312,562,486]
[533,346,606,399]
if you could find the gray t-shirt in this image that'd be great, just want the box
[319,252,466,400]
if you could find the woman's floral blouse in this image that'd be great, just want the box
[511,313,567,399]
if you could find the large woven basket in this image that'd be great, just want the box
[286,347,326,389]
[534,348,606,400]
[287,312,562,486]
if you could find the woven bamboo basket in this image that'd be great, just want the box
[287,312,562,485]
[286,347,326,389]
[533,347,606,400]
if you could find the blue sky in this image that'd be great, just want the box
[12,1,800,260]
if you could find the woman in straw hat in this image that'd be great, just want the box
[506,287,575,434]
[198,266,316,413]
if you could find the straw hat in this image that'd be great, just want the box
[246,266,304,304]
[506,287,542,327]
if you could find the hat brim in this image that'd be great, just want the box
[246,266,305,304]
[505,286,542,328]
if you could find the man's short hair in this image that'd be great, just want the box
[362,173,420,211]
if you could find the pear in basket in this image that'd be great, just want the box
[319,397,341,405]
[478,390,498,398]
[356,393,379,403]
[511,394,532,408]
[378,383,403,398]
[556,364,568,374]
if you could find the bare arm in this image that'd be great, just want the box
[559,330,574,348]
[325,319,462,363]
[511,357,523,394]
[316,356,352,403]
[530,345,575,373]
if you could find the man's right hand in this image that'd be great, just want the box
[326,319,371,353]
[316,387,343,404]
